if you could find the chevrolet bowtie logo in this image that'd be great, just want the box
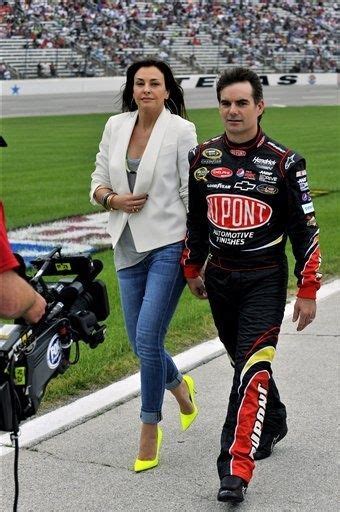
[234,181,256,191]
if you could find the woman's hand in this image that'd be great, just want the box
[111,192,148,214]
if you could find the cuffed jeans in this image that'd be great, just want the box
[117,242,185,424]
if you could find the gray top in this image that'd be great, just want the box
[114,156,151,271]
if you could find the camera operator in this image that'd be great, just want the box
[0,201,46,323]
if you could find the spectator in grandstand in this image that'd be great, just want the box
[90,59,198,473]
[158,49,169,63]
[3,67,11,79]
[290,60,301,72]
[0,201,46,323]
[49,62,57,77]
[37,61,43,78]
[182,67,321,503]
[188,53,196,66]
[0,62,7,79]
[84,63,95,77]
[2,1,338,77]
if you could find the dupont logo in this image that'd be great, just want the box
[207,194,272,230]
[211,167,233,178]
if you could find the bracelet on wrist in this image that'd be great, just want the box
[101,191,114,208]
[96,185,112,195]
[105,192,118,211]
[94,187,111,204]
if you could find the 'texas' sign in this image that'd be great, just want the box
[207,194,272,230]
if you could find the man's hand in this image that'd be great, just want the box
[22,291,47,324]
[0,271,46,323]
[292,297,316,331]
[186,276,208,299]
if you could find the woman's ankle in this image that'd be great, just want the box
[171,380,194,414]
[138,423,158,460]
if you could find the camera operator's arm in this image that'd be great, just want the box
[0,270,46,323]
[0,201,46,323]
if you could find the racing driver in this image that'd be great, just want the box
[181,67,321,503]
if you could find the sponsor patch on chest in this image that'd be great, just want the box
[253,156,276,170]
[207,194,272,230]
[258,170,278,184]
[211,167,233,178]
[194,166,209,181]
[202,148,222,160]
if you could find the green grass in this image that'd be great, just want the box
[1,106,339,405]
[2,114,110,225]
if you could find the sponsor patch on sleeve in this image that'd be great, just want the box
[284,153,296,170]
[302,202,315,214]
[306,215,317,226]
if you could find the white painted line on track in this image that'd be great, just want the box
[271,104,287,107]
[301,95,337,99]
[1,279,339,456]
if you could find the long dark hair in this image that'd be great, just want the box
[121,59,187,119]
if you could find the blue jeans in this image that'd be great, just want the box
[117,242,185,424]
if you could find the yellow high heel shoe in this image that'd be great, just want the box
[134,426,163,473]
[180,374,198,431]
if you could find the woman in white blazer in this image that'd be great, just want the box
[90,60,198,472]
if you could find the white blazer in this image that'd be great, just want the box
[90,108,197,252]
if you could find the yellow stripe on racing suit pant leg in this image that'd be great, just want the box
[240,346,276,385]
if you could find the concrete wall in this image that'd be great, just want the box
[1,73,338,96]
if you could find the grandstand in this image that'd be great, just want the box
[0,0,338,80]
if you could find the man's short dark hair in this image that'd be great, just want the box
[216,67,263,104]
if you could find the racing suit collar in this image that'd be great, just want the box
[224,127,265,154]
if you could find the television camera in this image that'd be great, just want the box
[0,246,110,432]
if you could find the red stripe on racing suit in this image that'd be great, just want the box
[229,370,270,482]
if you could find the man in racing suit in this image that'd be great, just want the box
[181,68,321,503]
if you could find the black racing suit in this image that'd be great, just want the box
[181,128,321,484]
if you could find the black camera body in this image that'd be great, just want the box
[0,247,110,432]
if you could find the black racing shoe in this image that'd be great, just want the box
[217,476,247,503]
[254,423,288,460]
